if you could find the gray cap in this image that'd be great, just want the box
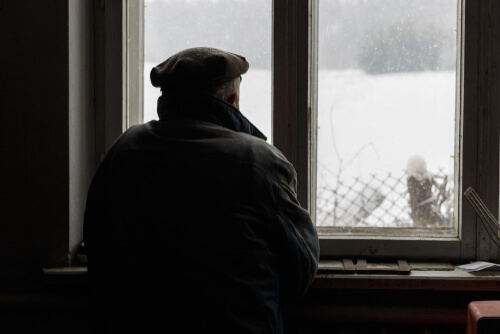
[150,47,249,90]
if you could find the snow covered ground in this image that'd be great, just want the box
[143,63,456,227]
[315,69,455,227]
[317,69,455,182]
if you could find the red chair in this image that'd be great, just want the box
[467,301,500,334]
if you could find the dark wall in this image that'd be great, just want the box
[0,0,94,291]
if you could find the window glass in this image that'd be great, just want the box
[144,0,272,140]
[316,0,458,232]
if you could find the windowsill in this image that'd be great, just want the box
[292,262,500,327]
[43,266,88,275]
[313,262,500,291]
[42,263,500,292]
[42,266,88,289]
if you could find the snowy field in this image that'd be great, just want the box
[144,63,456,227]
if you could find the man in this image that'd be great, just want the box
[83,47,319,333]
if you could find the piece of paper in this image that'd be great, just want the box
[457,261,500,272]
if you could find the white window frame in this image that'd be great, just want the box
[108,0,499,263]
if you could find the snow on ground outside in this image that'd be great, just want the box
[315,70,455,227]
[317,69,455,183]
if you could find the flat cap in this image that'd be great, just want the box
[150,47,249,90]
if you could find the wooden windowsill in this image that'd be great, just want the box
[313,262,500,291]
[42,266,88,288]
[42,263,500,292]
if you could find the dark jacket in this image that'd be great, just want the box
[83,93,319,333]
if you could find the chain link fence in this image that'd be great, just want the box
[316,169,454,228]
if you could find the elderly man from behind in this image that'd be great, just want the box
[83,47,319,333]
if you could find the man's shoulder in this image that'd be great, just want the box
[121,122,156,138]
[225,130,296,179]
[112,122,157,147]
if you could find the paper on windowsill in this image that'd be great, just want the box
[457,261,500,272]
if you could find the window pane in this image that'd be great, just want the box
[316,0,458,232]
[143,0,272,140]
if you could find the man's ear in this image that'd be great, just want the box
[227,93,238,108]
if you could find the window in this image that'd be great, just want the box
[272,0,499,262]
[120,0,499,262]
[317,1,457,234]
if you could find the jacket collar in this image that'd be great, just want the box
[156,92,267,141]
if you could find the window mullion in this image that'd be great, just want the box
[273,0,315,213]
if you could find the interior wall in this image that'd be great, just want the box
[0,0,95,291]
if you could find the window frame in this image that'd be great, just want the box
[115,0,499,263]
[94,0,144,164]
[273,0,500,262]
